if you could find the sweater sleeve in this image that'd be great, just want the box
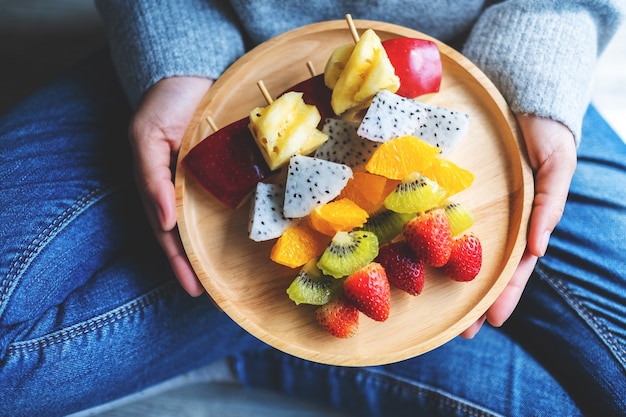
[462,0,624,144]
[95,0,245,108]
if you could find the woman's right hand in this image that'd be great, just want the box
[129,76,213,296]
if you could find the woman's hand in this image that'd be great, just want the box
[461,115,577,338]
[130,76,213,297]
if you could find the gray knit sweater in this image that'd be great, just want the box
[95,0,625,142]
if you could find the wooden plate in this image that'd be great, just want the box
[175,20,533,366]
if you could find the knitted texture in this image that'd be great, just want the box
[96,0,245,108]
[463,0,624,143]
[227,0,484,44]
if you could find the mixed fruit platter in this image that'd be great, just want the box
[182,16,484,339]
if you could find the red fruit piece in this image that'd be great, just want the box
[343,262,391,322]
[376,241,425,296]
[182,117,274,209]
[382,38,442,99]
[282,74,334,125]
[403,209,452,267]
[443,233,483,282]
[315,295,359,338]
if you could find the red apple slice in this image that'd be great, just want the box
[382,38,442,98]
[182,117,275,209]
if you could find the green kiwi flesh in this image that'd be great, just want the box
[360,209,415,244]
[286,260,342,305]
[384,172,446,214]
[441,200,474,236]
[317,231,379,278]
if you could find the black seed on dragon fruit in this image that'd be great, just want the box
[283,155,353,219]
[314,118,380,170]
[357,90,427,143]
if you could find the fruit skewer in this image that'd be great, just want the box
[345,13,360,43]
[256,80,274,105]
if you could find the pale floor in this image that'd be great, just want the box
[592,23,626,141]
[1,1,625,416]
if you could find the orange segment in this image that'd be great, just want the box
[308,198,370,236]
[365,135,441,180]
[337,172,399,214]
[423,157,475,197]
[270,224,331,268]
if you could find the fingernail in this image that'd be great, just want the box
[155,203,166,229]
[539,230,550,256]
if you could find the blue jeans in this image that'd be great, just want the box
[1,50,624,417]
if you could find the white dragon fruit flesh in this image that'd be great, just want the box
[248,182,294,242]
[283,155,353,218]
[314,118,380,170]
[357,89,426,142]
[413,102,470,157]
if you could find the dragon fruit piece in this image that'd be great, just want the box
[248,182,294,242]
[357,90,427,143]
[413,102,470,157]
[314,118,380,170]
[283,155,353,218]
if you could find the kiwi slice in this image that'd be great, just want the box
[360,209,415,244]
[317,231,379,278]
[384,172,447,214]
[441,200,474,236]
[286,260,342,305]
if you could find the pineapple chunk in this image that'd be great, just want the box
[324,43,354,89]
[328,29,400,116]
[249,91,328,170]
[299,129,329,159]
[354,48,399,103]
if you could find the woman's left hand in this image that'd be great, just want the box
[461,115,577,338]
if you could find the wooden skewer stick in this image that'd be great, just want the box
[345,14,359,43]
[206,115,218,132]
[257,80,274,104]
[306,61,316,77]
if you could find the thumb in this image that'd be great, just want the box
[516,115,577,257]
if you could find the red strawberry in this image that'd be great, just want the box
[403,209,452,267]
[343,262,391,322]
[316,295,359,338]
[443,233,482,282]
[376,241,425,296]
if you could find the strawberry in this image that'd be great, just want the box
[343,262,391,322]
[376,241,425,296]
[315,295,359,338]
[403,209,452,267]
[443,233,482,282]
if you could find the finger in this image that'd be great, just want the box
[157,227,205,297]
[486,249,537,327]
[460,250,537,337]
[131,77,213,233]
[459,247,538,337]
[527,158,571,257]
[517,116,577,257]
[130,135,200,296]
[131,127,179,232]
[460,314,486,339]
